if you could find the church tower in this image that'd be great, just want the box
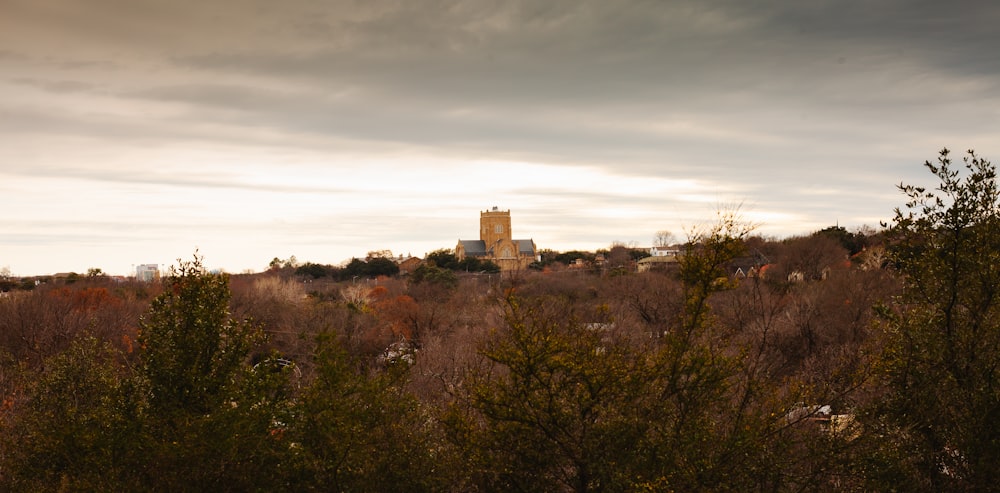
[456,206,537,271]
[480,206,513,251]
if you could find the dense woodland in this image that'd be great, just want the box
[2,149,1000,491]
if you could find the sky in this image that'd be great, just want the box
[2,0,999,276]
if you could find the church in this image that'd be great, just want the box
[456,207,538,271]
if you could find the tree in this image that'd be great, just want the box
[865,148,1000,490]
[654,229,676,247]
[605,244,633,273]
[340,257,399,279]
[815,225,868,256]
[775,234,848,282]
[140,255,261,418]
[295,262,332,279]
[426,249,459,270]
[446,295,653,492]
[137,253,292,490]
[288,333,449,491]
[410,263,458,289]
[0,267,13,292]
[366,257,400,277]
[366,249,394,261]
[456,256,500,273]
[554,250,594,266]
[0,337,141,490]
[268,255,298,271]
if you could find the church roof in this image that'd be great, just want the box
[459,240,488,256]
[515,239,536,255]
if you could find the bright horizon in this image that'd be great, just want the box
[3,1,998,276]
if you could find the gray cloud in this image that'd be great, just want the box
[3,0,1000,273]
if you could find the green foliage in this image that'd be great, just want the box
[1,337,141,490]
[410,263,458,288]
[288,333,449,492]
[269,255,298,270]
[448,292,801,491]
[136,254,294,490]
[815,225,867,255]
[341,257,400,279]
[140,255,264,419]
[629,248,652,261]
[457,256,500,273]
[447,296,651,492]
[296,261,333,279]
[425,248,500,273]
[366,256,401,277]
[679,208,752,335]
[867,148,1000,490]
[425,248,459,269]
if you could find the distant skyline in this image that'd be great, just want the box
[3,1,1000,276]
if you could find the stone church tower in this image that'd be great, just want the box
[480,207,513,248]
[456,207,538,271]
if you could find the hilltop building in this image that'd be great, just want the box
[456,207,538,271]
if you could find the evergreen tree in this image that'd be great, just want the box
[137,254,292,490]
[289,333,449,491]
[865,149,1000,490]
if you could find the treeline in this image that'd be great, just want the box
[275,249,501,283]
[2,149,999,491]
[292,256,401,280]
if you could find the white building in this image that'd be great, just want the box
[650,246,680,257]
[136,264,160,282]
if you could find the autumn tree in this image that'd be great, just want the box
[0,283,144,370]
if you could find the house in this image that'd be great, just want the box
[456,207,538,271]
[394,255,423,275]
[650,246,681,257]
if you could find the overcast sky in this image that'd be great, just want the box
[2,0,999,275]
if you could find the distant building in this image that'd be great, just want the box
[456,207,538,271]
[395,255,423,275]
[650,246,681,257]
[136,264,160,282]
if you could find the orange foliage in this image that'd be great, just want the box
[374,295,420,340]
[369,285,389,301]
[48,287,123,312]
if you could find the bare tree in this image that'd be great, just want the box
[654,229,676,247]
